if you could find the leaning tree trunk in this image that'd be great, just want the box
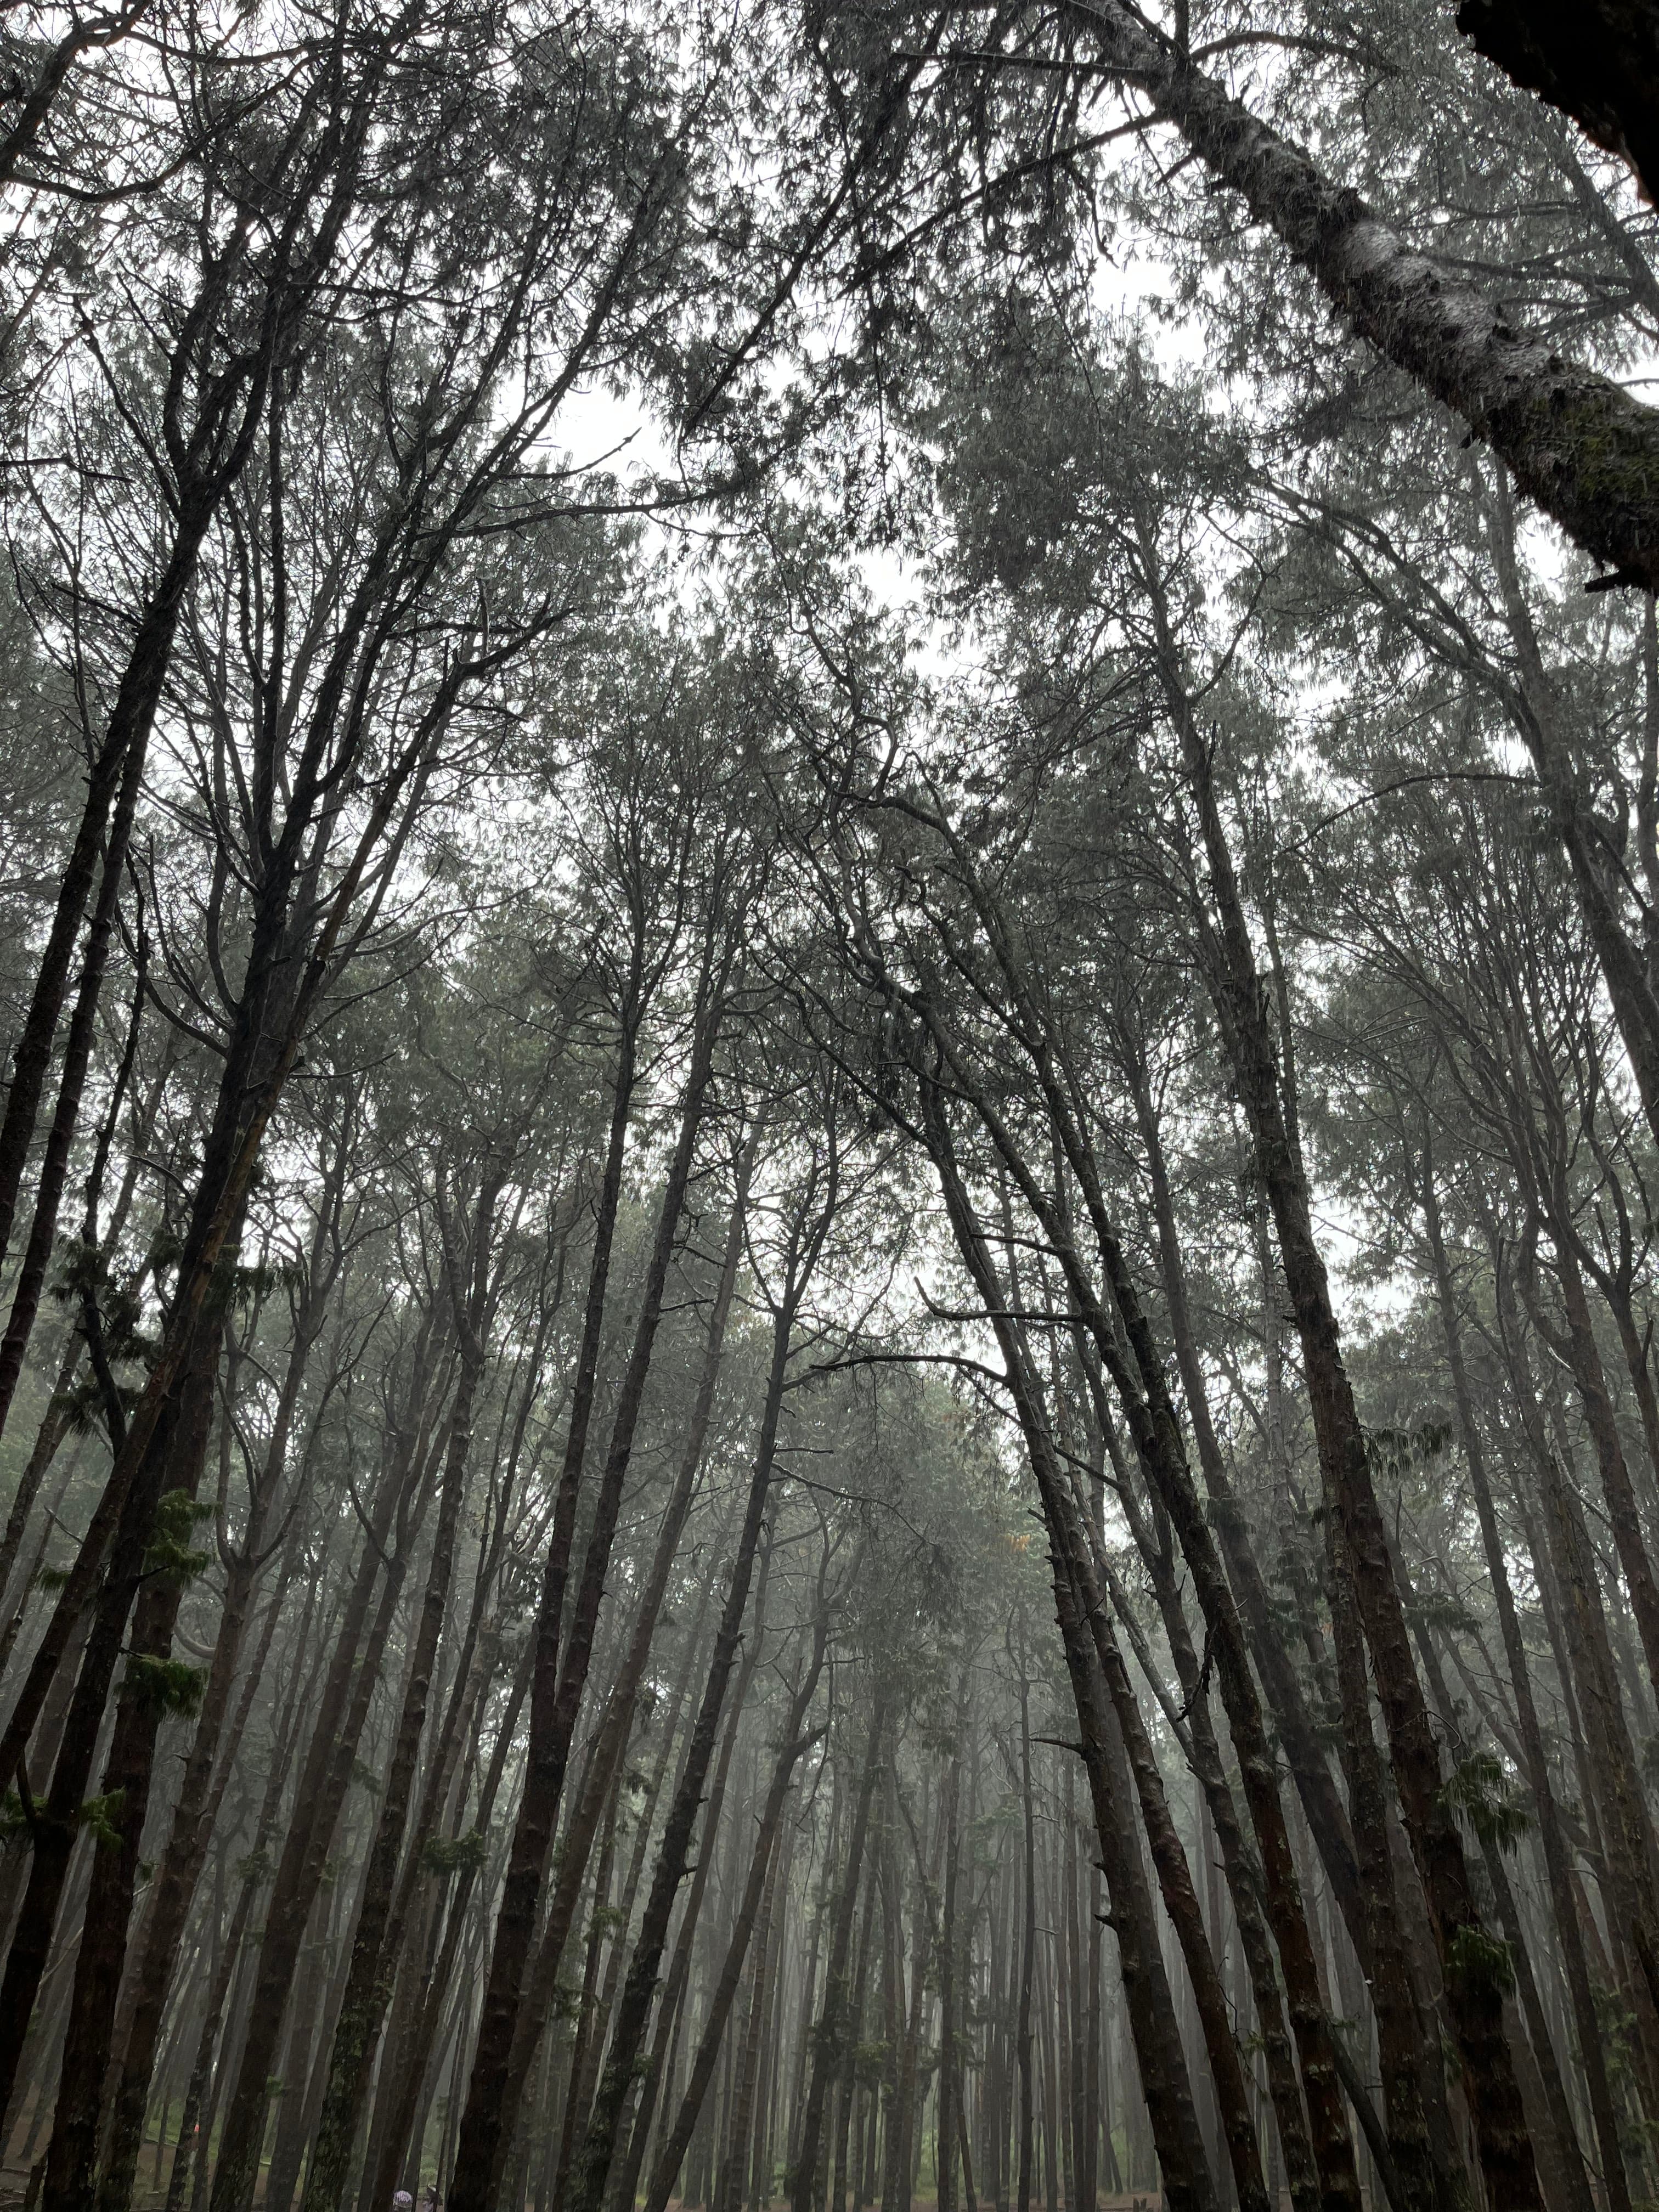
[1128,1052,1365,1939]
[928,1097,1219,2212]
[927,1008,1362,2210]
[1159,606,1543,2212]
[1424,1167,1629,2212]
[1056,0,1659,591]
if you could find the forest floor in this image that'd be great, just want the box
[0,2164,1173,2212]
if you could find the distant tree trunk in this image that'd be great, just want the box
[936,1706,964,2212]
[1082,1472,1324,2212]
[928,1018,1359,2208]
[1014,1629,1035,2212]
[650,1622,830,2212]
[301,1171,504,2212]
[366,1626,544,2207]
[792,1705,888,2212]
[720,1808,789,2212]
[207,1369,447,2212]
[490,1139,759,2184]
[159,1567,331,2212]
[577,1154,839,2212]
[1539,1233,1659,1702]
[452,945,728,2209]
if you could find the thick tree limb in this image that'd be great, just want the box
[1065,0,1659,589]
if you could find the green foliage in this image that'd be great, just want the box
[1444,1922,1515,2004]
[78,1789,127,1849]
[125,1653,206,1716]
[422,1829,488,1877]
[0,1786,46,1847]
[142,1489,212,1583]
[1440,1750,1530,1855]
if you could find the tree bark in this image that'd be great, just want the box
[1055,0,1659,590]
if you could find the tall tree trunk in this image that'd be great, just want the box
[483,1136,759,2193]
[0,1304,219,2131]
[37,1331,218,2212]
[576,1161,836,2212]
[452,952,727,2209]
[1161,635,1543,2211]
[793,1705,889,2212]
[649,1621,831,2212]
[1014,1639,1035,2212]
[301,1172,504,2211]
[207,1374,447,2212]
[98,1542,292,2212]
[927,1096,1218,2212]
[1423,1167,1627,2212]
[1128,1050,1364,1936]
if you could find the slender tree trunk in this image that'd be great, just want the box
[650,1624,830,2212]
[1014,1636,1035,2212]
[301,1174,504,2212]
[207,1382,445,2212]
[576,1199,832,2212]
[0,1302,219,2132]
[793,1704,889,2212]
[1161,631,1542,2211]
[1423,1171,1626,2212]
[37,1330,217,2212]
[0,501,214,1295]
[490,1139,759,2192]
[1128,1052,1365,1935]
[452,955,726,2209]
[928,1099,1218,2212]
[98,1556,290,2212]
